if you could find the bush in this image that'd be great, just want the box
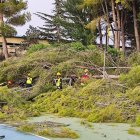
[27,44,49,54]
[119,66,140,87]
[78,50,104,66]
[87,45,97,50]
[86,105,123,123]
[40,82,56,93]
[135,115,140,126]
[17,125,35,132]
[128,52,140,66]
[128,128,140,136]
[126,87,140,104]
[38,127,79,139]
[70,42,85,51]
[0,112,5,119]
[107,47,120,58]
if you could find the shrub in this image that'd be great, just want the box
[27,44,49,54]
[86,105,123,123]
[128,52,140,66]
[126,87,140,104]
[107,47,120,58]
[78,50,104,66]
[0,112,5,119]
[40,82,56,93]
[58,108,75,117]
[128,128,140,136]
[38,127,79,139]
[87,45,97,50]
[17,125,35,132]
[70,42,85,51]
[119,66,140,87]
[135,115,140,126]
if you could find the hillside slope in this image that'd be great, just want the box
[0,43,140,124]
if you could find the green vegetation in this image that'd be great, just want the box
[30,79,127,122]
[0,0,140,139]
[120,66,140,87]
[17,123,79,139]
[37,127,79,139]
[27,44,49,54]
[135,115,140,126]
[70,42,85,51]
[0,43,140,125]
[0,112,6,120]
[0,0,30,59]
[0,43,107,94]
[128,128,140,136]
[17,125,35,133]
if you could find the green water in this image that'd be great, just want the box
[29,115,140,140]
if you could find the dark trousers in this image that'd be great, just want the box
[26,84,32,88]
[57,86,62,89]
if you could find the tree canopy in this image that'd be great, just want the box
[0,0,30,59]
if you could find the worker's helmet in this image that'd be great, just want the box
[84,69,88,73]
[57,72,61,76]
[7,80,12,85]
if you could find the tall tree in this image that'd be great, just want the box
[80,0,110,47]
[112,0,119,49]
[36,0,66,42]
[25,25,41,45]
[132,0,140,51]
[62,0,96,45]
[36,0,95,45]
[0,0,30,59]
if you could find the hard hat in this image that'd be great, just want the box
[7,80,12,84]
[57,72,61,76]
[28,73,31,76]
[84,69,88,73]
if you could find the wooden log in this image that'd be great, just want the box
[92,75,119,79]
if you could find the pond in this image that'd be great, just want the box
[1,115,140,140]
[0,124,50,140]
[30,115,140,140]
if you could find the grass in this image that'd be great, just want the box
[135,115,140,127]
[17,125,35,133]
[17,123,79,139]
[37,127,79,139]
[128,128,140,136]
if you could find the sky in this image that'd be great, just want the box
[16,0,54,36]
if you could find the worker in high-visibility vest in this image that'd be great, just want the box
[56,72,62,89]
[80,69,90,85]
[26,74,32,88]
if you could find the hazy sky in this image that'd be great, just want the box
[16,0,54,36]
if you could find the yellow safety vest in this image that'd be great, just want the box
[56,78,61,87]
[107,27,111,37]
[26,77,32,84]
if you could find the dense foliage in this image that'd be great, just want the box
[0,0,30,59]
[0,43,140,124]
